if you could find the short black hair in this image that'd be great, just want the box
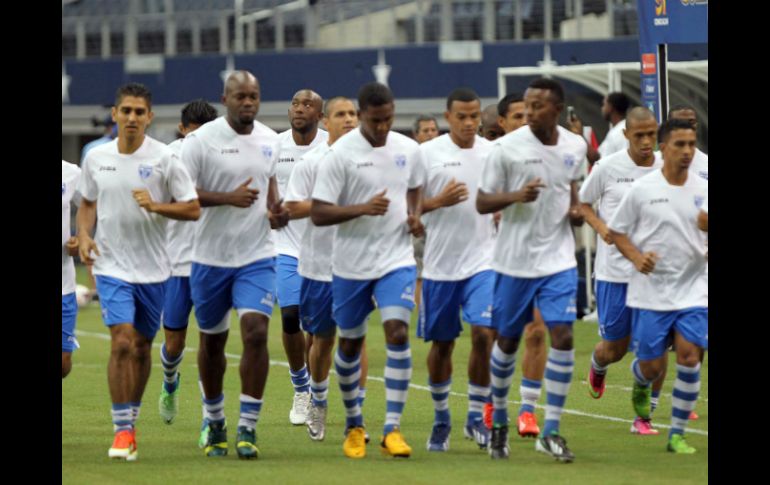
[497,93,523,117]
[413,115,437,134]
[323,96,353,117]
[358,82,394,111]
[115,82,152,109]
[667,104,697,118]
[606,92,632,116]
[446,87,480,111]
[528,78,565,105]
[181,99,218,127]
[658,118,696,144]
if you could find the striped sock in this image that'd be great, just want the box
[112,403,133,432]
[543,348,575,436]
[467,382,490,424]
[358,387,366,408]
[290,365,311,394]
[160,344,183,393]
[490,343,517,426]
[310,377,329,408]
[130,401,141,426]
[383,343,412,435]
[519,378,542,415]
[203,394,225,425]
[631,358,652,387]
[651,389,661,416]
[670,364,701,438]
[591,351,609,375]
[238,394,263,430]
[334,348,363,429]
[429,378,451,424]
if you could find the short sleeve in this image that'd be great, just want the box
[479,143,506,193]
[180,133,202,185]
[165,153,198,202]
[78,154,98,202]
[607,186,638,235]
[578,161,604,204]
[312,149,345,204]
[408,147,427,189]
[285,158,313,202]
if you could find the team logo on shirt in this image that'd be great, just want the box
[694,195,704,209]
[395,154,406,168]
[62,182,66,196]
[564,154,576,167]
[138,164,153,180]
[261,145,273,159]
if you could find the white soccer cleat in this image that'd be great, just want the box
[289,391,311,425]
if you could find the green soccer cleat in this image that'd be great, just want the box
[204,420,228,457]
[236,426,260,459]
[631,381,651,420]
[159,373,180,424]
[667,434,696,454]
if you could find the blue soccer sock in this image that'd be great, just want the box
[383,343,412,435]
[238,393,263,430]
[542,348,575,437]
[112,403,133,433]
[490,343,517,426]
[203,394,225,425]
[160,344,183,393]
[519,378,542,415]
[670,363,701,438]
[130,401,141,426]
[467,382,490,424]
[310,377,329,408]
[334,348,363,429]
[290,365,311,394]
[429,378,451,425]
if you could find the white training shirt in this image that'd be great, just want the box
[312,129,425,280]
[181,116,280,268]
[480,125,586,278]
[690,148,708,181]
[419,134,495,281]
[608,169,708,311]
[598,119,629,158]
[579,149,663,283]
[62,160,82,295]
[79,137,198,283]
[285,143,335,282]
[274,129,329,258]
[165,138,196,277]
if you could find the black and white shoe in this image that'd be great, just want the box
[535,433,575,463]
[488,425,509,459]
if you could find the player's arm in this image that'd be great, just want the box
[422,178,468,214]
[407,186,424,237]
[196,177,259,208]
[567,116,600,165]
[476,178,545,214]
[131,190,201,221]
[76,198,100,265]
[610,230,657,275]
[697,207,708,232]
[568,181,585,227]
[284,200,311,220]
[310,189,390,226]
[581,203,612,244]
[267,175,289,229]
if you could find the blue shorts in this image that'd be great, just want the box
[418,270,494,342]
[632,307,708,361]
[94,275,166,340]
[299,277,335,336]
[163,276,193,330]
[596,280,632,342]
[62,292,79,353]
[276,254,301,308]
[492,268,578,339]
[190,258,276,334]
[332,266,416,338]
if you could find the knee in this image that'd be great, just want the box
[62,353,72,379]
[132,340,153,362]
[281,306,301,335]
[164,332,186,356]
[677,351,701,368]
[242,320,269,348]
[495,336,520,355]
[605,341,629,363]
[549,326,573,350]
[471,329,493,353]
[432,341,455,359]
[384,320,409,346]
[111,334,133,358]
[524,322,547,348]
[339,337,363,357]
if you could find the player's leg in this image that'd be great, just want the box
[158,276,193,424]
[588,281,632,400]
[62,292,79,379]
[518,312,546,438]
[629,309,673,423]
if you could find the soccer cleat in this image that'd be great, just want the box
[380,428,412,458]
[667,434,696,454]
[198,418,210,449]
[631,382,652,420]
[426,423,451,452]
[289,391,311,425]
[536,432,575,463]
[517,411,540,438]
[306,403,327,441]
[159,373,180,424]
[236,426,260,459]
[204,420,228,457]
[108,429,138,461]
[630,416,659,435]
[488,425,509,460]
[587,367,606,399]
[463,419,490,449]
[343,426,367,459]
[689,411,699,420]
[483,402,493,430]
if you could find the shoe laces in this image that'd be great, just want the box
[491,426,507,448]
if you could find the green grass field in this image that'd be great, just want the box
[63,267,708,484]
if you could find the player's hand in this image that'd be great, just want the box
[438,178,469,208]
[407,214,424,237]
[568,205,584,226]
[268,202,290,229]
[229,177,260,208]
[65,236,79,256]
[362,189,390,216]
[493,211,502,229]
[517,178,546,203]
[635,252,658,274]
[78,234,100,265]
[132,189,157,212]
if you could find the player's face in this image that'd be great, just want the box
[500,101,526,133]
[660,129,696,170]
[524,88,561,134]
[360,102,395,146]
[415,120,439,144]
[289,91,322,133]
[481,123,505,141]
[446,99,481,145]
[112,96,153,141]
[223,78,260,125]
[624,118,658,160]
[669,109,698,132]
[324,99,358,140]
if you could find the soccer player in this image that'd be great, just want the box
[580,107,666,435]
[698,196,708,232]
[477,78,586,462]
[668,105,707,181]
[497,93,526,134]
[413,114,439,143]
[598,92,631,158]
[62,160,82,379]
[275,89,329,425]
[311,82,425,459]
[480,105,505,141]
[77,83,200,461]
[157,99,218,426]
[608,118,708,454]
[181,71,288,459]
[416,87,495,452]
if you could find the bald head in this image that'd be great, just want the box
[222,70,260,131]
[289,88,324,135]
[224,71,258,96]
[292,89,323,112]
[625,106,656,129]
[480,104,504,141]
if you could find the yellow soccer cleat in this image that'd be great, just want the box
[343,426,367,459]
[380,428,412,458]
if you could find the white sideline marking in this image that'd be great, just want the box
[75,330,708,437]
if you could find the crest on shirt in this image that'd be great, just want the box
[395,154,406,168]
[564,154,576,167]
[694,195,704,209]
[698,171,708,181]
[138,164,153,180]
[62,182,66,196]
[261,145,273,159]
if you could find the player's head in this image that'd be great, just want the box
[524,78,565,134]
[323,96,358,143]
[358,82,394,146]
[222,71,260,126]
[179,99,218,136]
[623,107,657,162]
[658,118,696,170]
[413,115,439,144]
[112,83,154,143]
[480,104,505,141]
[668,104,698,132]
[497,93,526,133]
[444,87,481,146]
[602,92,631,122]
[289,89,324,134]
